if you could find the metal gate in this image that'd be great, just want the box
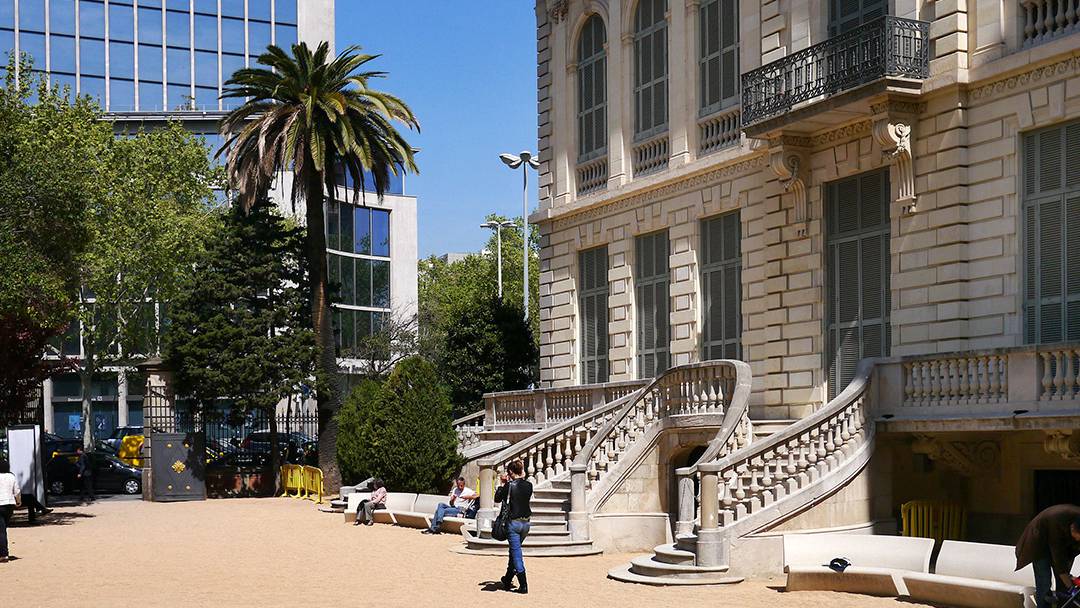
[149,432,206,502]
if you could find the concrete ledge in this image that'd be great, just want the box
[589,512,673,553]
[786,566,907,597]
[902,572,1033,608]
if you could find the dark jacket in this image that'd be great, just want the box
[1016,504,1080,574]
[494,478,532,520]
[76,453,93,478]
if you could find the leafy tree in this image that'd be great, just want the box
[335,357,462,492]
[72,124,219,448]
[221,42,419,489]
[0,58,107,418]
[164,200,317,486]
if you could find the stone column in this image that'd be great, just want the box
[675,468,696,536]
[117,369,129,428]
[533,392,547,427]
[476,462,496,535]
[42,377,54,434]
[605,4,629,187]
[695,466,726,567]
[568,463,589,540]
[667,2,691,166]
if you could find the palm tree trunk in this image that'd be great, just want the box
[304,169,343,491]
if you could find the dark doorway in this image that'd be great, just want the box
[1034,470,1080,513]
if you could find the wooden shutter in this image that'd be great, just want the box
[634,0,668,137]
[636,230,670,378]
[702,211,742,361]
[826,169,891,399]
[699,0,739,113]
[580,246,610,383]
[577,15,607,161]
[830,0,888,35]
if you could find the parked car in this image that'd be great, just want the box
[205,452,274,498]
[44,433,82,459]
[240,431,315,459]
[46,452,142,496]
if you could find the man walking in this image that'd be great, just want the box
[422,477,478,534]
[75,448,95,504]
[1016,504,1080,608]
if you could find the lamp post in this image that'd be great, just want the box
[480,219,516,299]
[499,151,539,321]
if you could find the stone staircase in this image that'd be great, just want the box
[609,359,877,584]
[460,360,753,558]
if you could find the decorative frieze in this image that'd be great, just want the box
[548,0,569,23]
[968,55,1080,101]
[1044,431,1080,461]
[911,435,1001,477]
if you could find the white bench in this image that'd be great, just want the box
[784,533,935,597]
[344,491,472,533]
[903,541,1035,608]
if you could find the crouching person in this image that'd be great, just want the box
[1015,504,1080,608]
[423,476,478,534]
[354,479,386,526]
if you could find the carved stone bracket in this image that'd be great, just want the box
[911,435,1001,477]
[872,102,919,214]
[767,137,810,237]
[1044,431,1080,461]
[548,0,569,23]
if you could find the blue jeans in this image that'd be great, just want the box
[1033,558,1061,608]
[429,503,463,532]
[507,519,530,574]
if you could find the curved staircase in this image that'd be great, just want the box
[609,359,878,584]
[457,359,752,557]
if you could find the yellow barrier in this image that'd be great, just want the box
[280,464,306,498]
[901,500,966,542]
[118,435,144,467]
[302,465,324,504]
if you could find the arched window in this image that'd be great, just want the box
[699,0,739,115]
[633,0,668,138]
[577,15,607,161]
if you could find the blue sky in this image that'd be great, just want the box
[336,1,539,258]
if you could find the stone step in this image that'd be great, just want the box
[532,487,570,499]
[652,543,696,565]
[457,532,601,557]
[607,563,743,586]
[529,509,569,523]
[628,555,735,579]
[752,419,797,438]
[530,497,569,509]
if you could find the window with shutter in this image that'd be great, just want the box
[1022,120,1080,344]
[829,0,888,35]
[636,230,671,378]
[634,0,669,138]
[579,246,610,383]
[577,15,608,162]
[699,0,739,116]
[701,211,742,361]
[826,169,891,400]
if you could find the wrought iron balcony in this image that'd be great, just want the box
[741,16,930,127]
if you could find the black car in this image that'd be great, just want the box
[205,452,274,498]
[46,452,142,496]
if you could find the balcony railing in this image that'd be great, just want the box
[698,107,742,156]
[741,16,930,126]
[632,132,670,177]
[576,155,608,196]
[484,380,648,429]
[1022,0,1080,47]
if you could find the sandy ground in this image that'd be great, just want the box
[4,498,923,608]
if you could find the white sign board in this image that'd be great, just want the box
[7,425,45,504]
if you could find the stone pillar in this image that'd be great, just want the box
[695,466,726,567]
[477,462,496,535]
[568,463,589,540]
[42,377,54,434]
[667,2,691,166]
[675,469,696,536]
[619,31,635,181]
[117,369,129,428]
[484,394,496,430]
[605,3,628,187]
[971,0,1005,65]
[534,392,547,427]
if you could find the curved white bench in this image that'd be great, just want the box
[784,533,935,597]
[903,541,1035,608]
[344,491,473,533]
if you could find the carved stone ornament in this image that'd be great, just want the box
[872,118,917,213]
[548,0,569,23]
[911,435,1000,477]
[1044,431,1080,461]
[767,138,810,237]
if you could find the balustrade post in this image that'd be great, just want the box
[476,462,496,535]
[484,395,496,430]
[591,387,606,411]
[675,471,696,536]
[569,463,590,541]
[695,467,726,567]
[1007,350,1039,404]
[534,392,548,427]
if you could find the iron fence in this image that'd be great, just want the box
[741,16,930,125]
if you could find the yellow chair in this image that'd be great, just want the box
[901,500,967,542]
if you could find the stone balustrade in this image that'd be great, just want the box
[902,353,1008,407]
[484,380,647,430]
[576,155,608,196]
[1039,347,1080,401]
[453,410,485,451]
[1021,0,1080,47]
[698,107,742,156]
[632,132,670,177]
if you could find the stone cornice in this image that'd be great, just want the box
[969,54,1080,101]
[547,154,767,231]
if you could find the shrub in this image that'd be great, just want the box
[335,357,463,492]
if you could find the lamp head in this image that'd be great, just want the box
[519,150,540,169]
[499,153,522,168]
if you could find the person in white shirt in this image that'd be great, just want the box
[0,459,22,563]
[422,476,478,534]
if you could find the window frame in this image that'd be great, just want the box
[576,14,608,164]
[632,0,669,140]
[579,245,610,384]
[700,211,742,361]
[698,0,740,117]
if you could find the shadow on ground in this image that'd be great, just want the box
[9,510,96,527]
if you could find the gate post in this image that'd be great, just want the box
[138,358,176,502]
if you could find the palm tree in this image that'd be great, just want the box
[220,41,419,488]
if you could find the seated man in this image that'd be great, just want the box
[422,477,478,534]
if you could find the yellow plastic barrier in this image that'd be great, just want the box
[302,465,324,504]
[901,500,966,542]
[280,464,306,499]
[118,435,144,467]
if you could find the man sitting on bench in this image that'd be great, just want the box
[1016,504,1080,608]
[422,477,478,535]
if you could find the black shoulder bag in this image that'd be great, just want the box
[491,480,512,541]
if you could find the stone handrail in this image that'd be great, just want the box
[485,380,648,429]
[694,359,876,567]
[672,360,754,536]
[453,410,485,450]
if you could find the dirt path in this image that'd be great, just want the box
[5,498,920,608]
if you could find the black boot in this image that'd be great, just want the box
[514,571,528,594]
[500,567,516,591]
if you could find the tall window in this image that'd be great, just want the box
[699,0,739,115]
[633,0,668,138]
[636,230,670,378]
[829,0,888,35]
[326,200,392,355]
[577,15,607,162]
[579,246,609,384]
[1023,120,1080,344]
[701,212,741,360]
[826,170,891,399]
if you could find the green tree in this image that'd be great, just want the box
[335,357,462,492]
[220,42,419,489]
[72,124,219,448]
[0,59,108,417]
[164,200,317,486]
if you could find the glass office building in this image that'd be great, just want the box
[1,0,298,112]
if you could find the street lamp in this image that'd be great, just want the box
[499,151,539,321]
[480,219,516,299]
